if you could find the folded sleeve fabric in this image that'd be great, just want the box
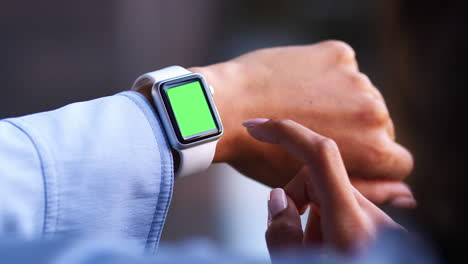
[0,91,174,252]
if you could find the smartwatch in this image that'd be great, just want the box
[131,66,223,178]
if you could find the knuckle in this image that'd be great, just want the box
[316,137,339,156]
[356,99,389,127]
[322,40,356,63]
[356,73,372,87]
[347,72,372,90]
[402,151,414,178]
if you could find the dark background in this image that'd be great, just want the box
[1,0,465,262]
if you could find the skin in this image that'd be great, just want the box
[244,119,402,254]
[138,40,415,206]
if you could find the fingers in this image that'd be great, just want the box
[246,119,399,252]
[384,140,414,180]
[286,171,417,211]
[266,188,303,253]
[358,137,414,181]
[244,119,357,211]
[351,179,417,208]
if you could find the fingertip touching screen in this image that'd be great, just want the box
[161,77,221,144]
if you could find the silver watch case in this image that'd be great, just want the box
[151,73,223,150]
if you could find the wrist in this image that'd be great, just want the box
[189,62,246,164]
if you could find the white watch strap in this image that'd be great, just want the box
[131,66,219,178]
[176,141,217,178]
[131,66,191,90]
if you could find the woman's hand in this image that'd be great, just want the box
[191,41,413,206]
[243,119,405,253]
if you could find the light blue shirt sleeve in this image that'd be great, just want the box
[0,91,174,252]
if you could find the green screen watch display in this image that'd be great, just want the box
[160,76,222,144]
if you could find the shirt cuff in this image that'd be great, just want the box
[2,91,174,251]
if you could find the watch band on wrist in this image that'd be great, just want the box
[131,66,222,178]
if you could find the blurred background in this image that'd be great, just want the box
[0,0,465,262]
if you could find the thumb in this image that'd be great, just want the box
[266,188,303,254]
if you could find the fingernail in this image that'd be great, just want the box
[390,196,417,208]
[268,188,288,218]
[242,118,270,128]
